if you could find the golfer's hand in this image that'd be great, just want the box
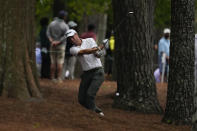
[98,44,104,50]
[102,39,109,49]
[94,50,104,58]
[94,51,101,58]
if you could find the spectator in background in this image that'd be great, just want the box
[35,42,42,77]
[39,17,51,79]
[154,68,160,83]
[80,24,97,41]
[158,28,170,82]
[105,31,115,76]
[47,10,69,83]
[63,21,78,79]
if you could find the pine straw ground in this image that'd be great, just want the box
[0,79,191,131]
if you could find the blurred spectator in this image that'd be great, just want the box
[154,68,160,83]
[36,42,42,77]
[68,21,77,29]
[47,10,69,83]
[105,32,115,76]
[80,24,97,41]
[63,21,78,79]
[158,28,170,82]
[39,17,50,79]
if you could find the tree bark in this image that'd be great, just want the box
[112,0,163,113]
[162,0,195,125]
[195,9,197,33]
[0,0,42,100]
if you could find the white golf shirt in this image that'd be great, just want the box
[70,38,102,71]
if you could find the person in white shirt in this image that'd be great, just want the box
[66,29,105,116]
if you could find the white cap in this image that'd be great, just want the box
[68,21,77,28]
[164,28,170,34]
[66,29,77,37]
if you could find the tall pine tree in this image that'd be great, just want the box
[0,0,42,99]
[112,0,163,113]
[162,0,195,125]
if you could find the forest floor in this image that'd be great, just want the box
[0,78,191,131]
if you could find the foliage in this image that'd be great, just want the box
[35,0,197,34]
[196,0,197,9]
[36,0,53,20]
[154,0,197,31]
[35,0,53,35]
[106,1,113,36]
[35,0,112,34]
[154,0,171,29]
[66,0,111,22]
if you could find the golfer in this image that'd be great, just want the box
[65,29,105,116]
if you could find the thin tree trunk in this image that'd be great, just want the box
[112,0,163,113]
[0,0,42,100]
[162,0,195,125]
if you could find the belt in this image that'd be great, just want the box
[84,67,103,73]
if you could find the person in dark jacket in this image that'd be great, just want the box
[39,17,51,78]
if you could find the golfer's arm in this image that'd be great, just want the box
[78,47,98,55]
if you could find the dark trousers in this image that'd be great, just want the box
[41,52,51,78]
[78,68,104,111]
[105,55,113,75]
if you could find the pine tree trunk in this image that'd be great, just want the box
[195,9,197,33]
[0,0,42,100]
[162,0,195,125]
[112,0,163,113]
